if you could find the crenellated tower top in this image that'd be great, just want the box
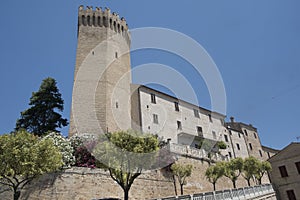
[78,5,130,43]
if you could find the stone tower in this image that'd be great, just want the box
[69,6,132,136]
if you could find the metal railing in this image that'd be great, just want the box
[168,143,228,162]
[153,184,275,200]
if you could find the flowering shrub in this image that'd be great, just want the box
[43,132,75,168]
[74,145,96,168]
[70,133,98,168]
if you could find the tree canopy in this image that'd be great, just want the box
[93,130,159,200]
[242,156,260,186]
[15,77,68,136]
[254,160,272,185]
[205,162,225,191]
[0,130,63,200]
[171,163,193,195]
[223,157,243,188]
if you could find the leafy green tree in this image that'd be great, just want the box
[93,130,159,200]
[205,162,225,191]
[223,158,243,188]
[171,163,193,195]
[15,77,68,136]
[254,161,272,185]
[242,156,259,186]
[0,130,63,200]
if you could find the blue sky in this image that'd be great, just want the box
[0,0,299,150]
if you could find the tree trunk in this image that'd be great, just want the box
[233,180,236,189]
[258,178,262,185]
[213,182,216,191]
[247,179,251,186]
[13,188,21,200]
[180,184,184,195]
[172,175,177,196]
[124,188,129,200]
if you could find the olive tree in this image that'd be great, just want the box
[223,158,243,188]
[171,163,193,195]
[205,162,225,191]
[93,130,159,200]
[254,161,272,185]
[242,156,258,186]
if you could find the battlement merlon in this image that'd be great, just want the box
[78,5,129,31]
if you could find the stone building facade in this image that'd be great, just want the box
[69,6,272,162]
[268,143,300,200]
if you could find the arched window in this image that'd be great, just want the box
[109,18,112,29]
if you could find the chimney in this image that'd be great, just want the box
[230,116,235,123]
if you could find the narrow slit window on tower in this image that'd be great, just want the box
[177,121,182,130]
[212,131,217,139]
[259,150,263,157]
[174,102,179,111]
[153,114,158,124]
[236,143,240,150]
[208,114,213,122]
[253,132,257,139]
[150,93,156,104]
[115,102,119,109]
[115,52,118,58]
[249,143,253,150]
[193,109,200,118]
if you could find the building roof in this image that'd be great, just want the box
[262,145,279,154]
[268,142,300,162]
[134,84,226,118]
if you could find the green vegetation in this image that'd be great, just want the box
[242,156,272,186]
[0,130,63,200]
[15,77,68,136]
[205,162,225,191]
[93,130,159,200]
[242,156,259,186]
[171,163,193,195]
[223,157,243,188]
[206,156,272,190]
[254,161,272,184]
